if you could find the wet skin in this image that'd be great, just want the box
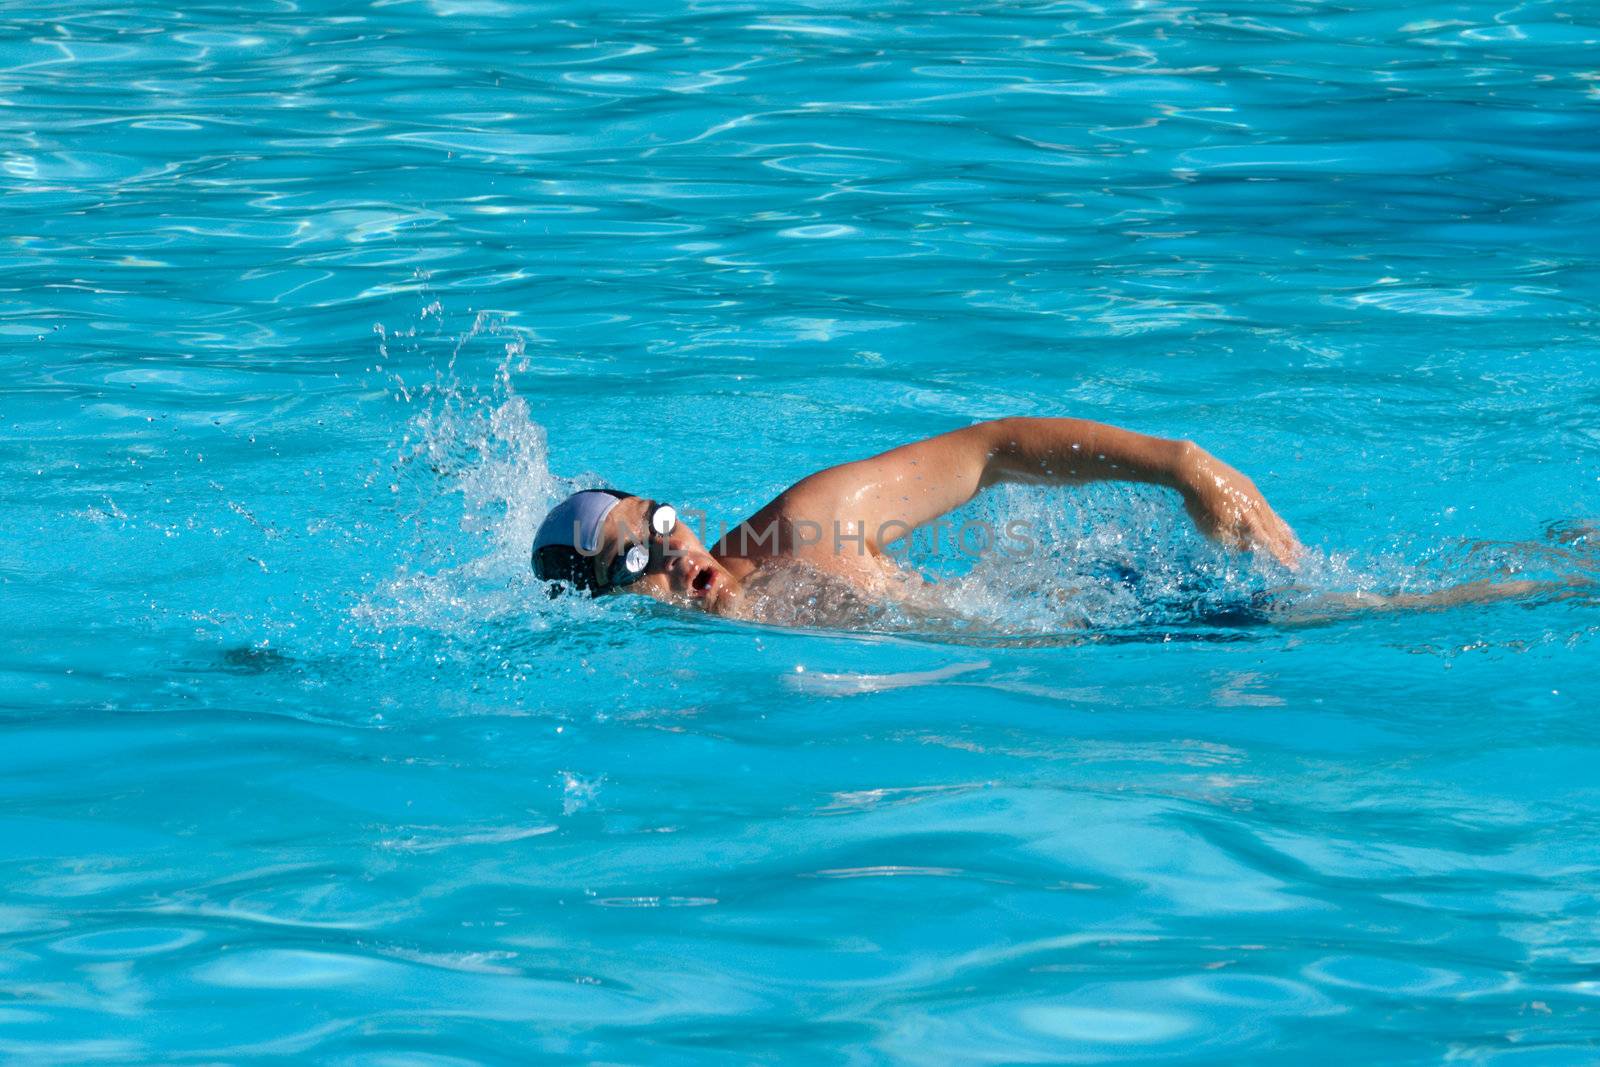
[585,417,1302,618]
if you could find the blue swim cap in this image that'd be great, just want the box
[531,489,631,596]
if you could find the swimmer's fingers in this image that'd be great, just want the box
[1225,488,1302,569]
[1243,506,1304,570]
[1185,483,1302,569]
[1223,510,1298,568]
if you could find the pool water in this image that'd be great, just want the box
[4,0,1600,1061]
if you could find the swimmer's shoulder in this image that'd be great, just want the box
[712,501,814,561]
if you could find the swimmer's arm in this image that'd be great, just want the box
[751,417,1300,565]
[983,418,1302,566]
[977,417,1191,491]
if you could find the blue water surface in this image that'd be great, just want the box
[4,0,1600,1062]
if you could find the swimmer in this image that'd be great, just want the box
[530,417,1301,618]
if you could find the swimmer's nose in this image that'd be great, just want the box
[664,554,694,589]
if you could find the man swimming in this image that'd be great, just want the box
[530,417,1301,619]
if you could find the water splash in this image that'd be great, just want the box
[346,298,1600,649]
[355,302,560,640]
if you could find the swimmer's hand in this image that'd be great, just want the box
[1176,444,1302,568]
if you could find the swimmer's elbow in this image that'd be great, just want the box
[974,418,1029,486]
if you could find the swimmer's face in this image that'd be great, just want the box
[595,497,736,612]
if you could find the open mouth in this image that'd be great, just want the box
[691,564,716,596]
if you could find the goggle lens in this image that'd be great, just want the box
[599,502,678,592]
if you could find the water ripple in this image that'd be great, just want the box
[3,0,1600,1062]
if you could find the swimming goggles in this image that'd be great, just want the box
[594,501,678,593]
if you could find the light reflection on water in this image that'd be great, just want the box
[3,0,1600,1062]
